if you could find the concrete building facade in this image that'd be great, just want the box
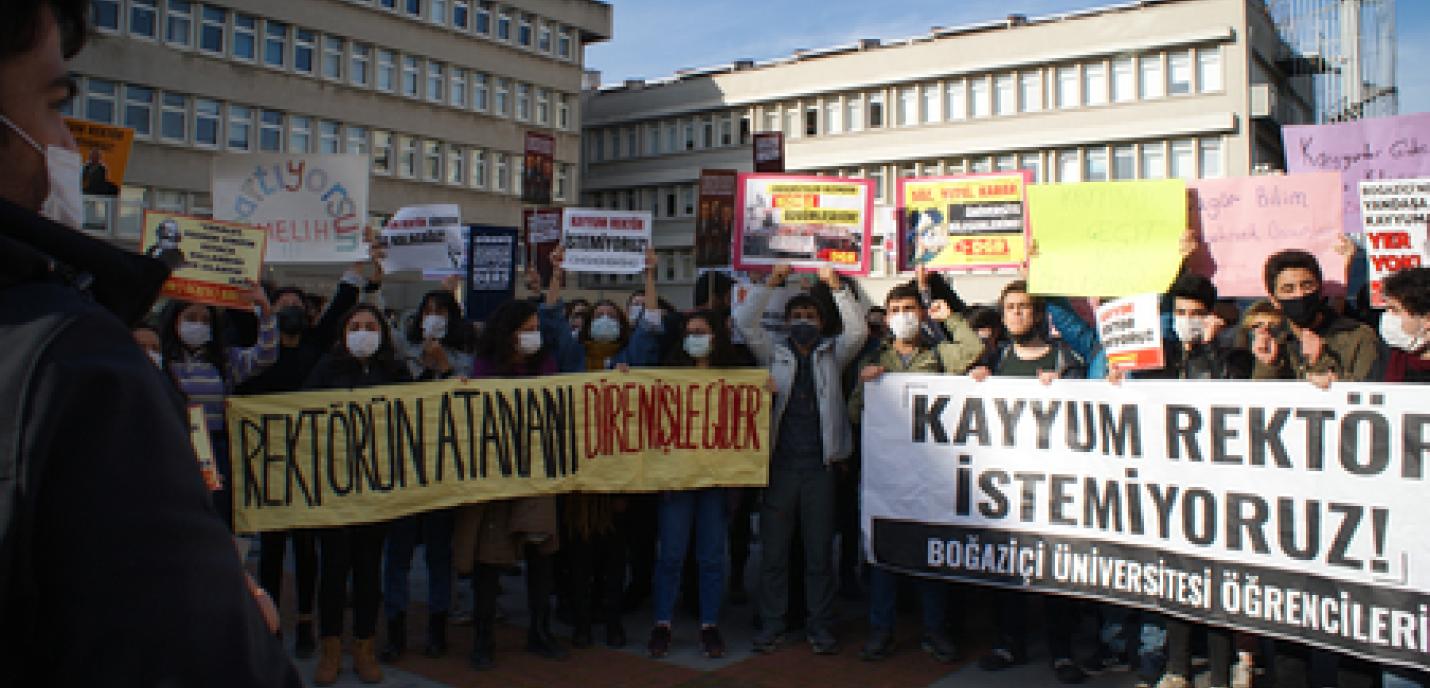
[580,0,1313,307]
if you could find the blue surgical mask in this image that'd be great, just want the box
[590,315,621,342]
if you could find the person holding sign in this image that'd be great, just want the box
[1252,250,1380,389]
[739,263,867,656]
[851,282,982,663]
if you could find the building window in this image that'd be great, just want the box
[293,28,315,74]
[1057,149,1080,182]
[898,86,916,126]
[423,140,441,181]
[1170,138,1195,179]
[1083,62,1108,106]
[515,82,530,121]
[199,5,225,53]
[663,187,676,217]
[165,0,192,47]
[1057,66,1079,108]
[160,92,187,142]
[469,149,486,188]
[493,152,508,191]
[264,21,288,67]
[538,22,551,52]
[232,13,256,59]
[475,1,491,33]
[922,83,940,122]
[606,129,620,159]
[372,130,392,173]
[555,163,569,200]
[644,124,658,154]
[321,36,343,80]
[319,120,340,154]
[626,127,638,156]
[195,98,219,146]
[494,78,509,116]
[474,73,489,111]
[995,155,1016,172]
[517,13,532,46]
[720,113,733,145]
[1139,54,1165,99]
[127,0,157,38]
[258,109,283,151]
[993,74,1015,116]
[1084,148,1108,181]
[403,0,420,16]
[680,185,694,216]
[496,9,511,40]
[1112,57,1135,102]
[869,166,885,202]
[346,126,368,156]
[557,94,571,129]
[1197,47,1223,92]
[288,115,311,153]
[227,105,251,151]
[452,0,469,29]
[85,78,117,123]
[970,78,991,118]
[1019,71,1043,112]
[451,67,467,107]
[557,27,572,59]
[1140,142,1166,178]
[429,0,446,24]
[664,121,677,152]
[123,85,154,137]
[94,0,120,31]
[397,135,416,177]
[1168,50,1193,95]
[378,0,395,9]
[512,157,523,196]
[588,132,602,162]
[1112,144,1135,179]
[350,43,370,86]
[785,108,799,139]
[426,61,444,103]
[838,97,859,132]
[684,119,696,149]
[1198,138,1223,178]
[376,49,396,91]
[1019,153,1043,183]
[401,56,420,97]
[535,88,549,125]
[447,146,464,185]
[823,101,841,135]
[868,92,884,128]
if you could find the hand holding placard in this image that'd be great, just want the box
[1027,180,1187,297]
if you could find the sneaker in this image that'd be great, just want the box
[1054,658,1090,684]
[1082,648,1132,675]
[1154,674,1191,688]
[920,630,957,664]
[751,627,783,654]
[860,627,895,662]
[979,647,1023,671]
[808,628,841,656]
[700,626,726,659]
[647,625,672,658]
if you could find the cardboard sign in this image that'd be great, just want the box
[464,225,518,322]
[898,171,1030,272]
[696,169,738,268]
[212,153,370,263]
[561,208,652,274]
[1095,294,1165,372]
[66,117,133,196]
[1359,178,1430,307]
[1283,112,1430,235]
[378,204,464,276]
[753,132,784,173]
[523,207,563,286]
[733,173,873,274]
[140,210,266,309]
[522,132,555,205]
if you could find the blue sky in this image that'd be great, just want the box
[588,0,1429,115]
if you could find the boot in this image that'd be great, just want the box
[525,551,568,660]
[424,612,448,658]
[379,612,406,662]
[353,637,384,684]
[469,619,495,670]
[293,617,316,659]
[313,636,342,686]
[527,609,568,660]
[470,565,499,670]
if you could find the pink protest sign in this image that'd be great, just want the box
[1186,173,1347,297]
[1282,112,1430,235]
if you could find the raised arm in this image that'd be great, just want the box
[825,267,868,369]
[539,245,584,372]
[733,266,786,367]
[227,282,279,386]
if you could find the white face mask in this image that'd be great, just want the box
[590,315,621,342]
[0,114,83,229]
[887,312,920,341]
[148,350,163,368]
[178,321,212,349]
[684,334,713,359]
[1173,316,1206,345]
[517,330,543,354]
[422,314,448,341]
[1381,311,1427,352]
[346,329,382,358]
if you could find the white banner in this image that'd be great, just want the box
[863,374,1430,670]
[211,154,370,264]
[561,208,651,274]
[376,204,464,276]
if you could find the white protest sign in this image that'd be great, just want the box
[1359,179,1430,308]
[212,153,369,263]
[375,204,464,276]
[561,208,651,274]
[1095,294,1165,372]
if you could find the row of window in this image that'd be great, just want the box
[68,76,574,198]
[89,0,576,129]
[341,0,579,61]
[587,45,1224,163]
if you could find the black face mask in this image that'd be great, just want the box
[788,321,821,349]
[1279,293,1325,329]
[277,306,307,335]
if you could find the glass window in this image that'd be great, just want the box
[1169,50,1193,95]
[397,135,416,177]
[259,109,283,151]
[994,74,1015,115]
[682,119,696,148]
[899,86,916,126]
[627,127,639,156]
[493,152,508,191]
[288,115,311,153]
[1057,149,1080,182]
[427,61,444,103]
[763,109,779,132]
[346,126,368,156]
[1112,145,1136,179]
[199,5,225,52]
[646,124,659,154]
[555,163,569,201]
[869,92,884,127]
[160,92,187,141]
[557,27,572,59]
[378,0,395,8]
[453,1,469,29]
[451,67,467,107]
[1140,143,1166,179]
[970,78,990,118]
[322,36,343,80]
[869,167,885,201]
[824,101,840,135]
[423,140,441,181]
[1084,148,1108,181]
[1019,153,1043,183]
[945,80,966,120]
[845,97,863,131]
[1019,71,1043,112]
[785,109,799,139]
[469,149,486,188]
[720,113,733,145]
[664,121,676,152]
[403,0,420,15]
[511,157,523,197]
[1105,58,1133,104]
[85,79,117,123]
[232,13,256,59]
[293,28,314,73]
[496,9,510,40]
[165,0,192,46]
[494,78,509,116]
[535,87,549,124]
[995,155,1017,172]
[430,0,446,24]
[372,130,392,174]
[1198,138,1223,178]
[128,0,157,38]
[350,43,370,86]
[1057,66,1079,108]
[517,14,532,46]
[1083,62,1108,106]
[474,73,489,111]
[1140,54,1165,99]
[558,93,571,129]
[922,83,940,122]
[475,1,491,34]
[515,82,529,121]
[319,120,340,154]
[1170,138,1195,179]
[227,105,251,151]
[376,49,395,91]
[94,0,120,30]
[264,21,288,67]
[538,22,551,52]
[1197,48,1223,92]
[124,85,154,136]
[401,56,419,97]
[195,98,219,146]
[447,146,464,185]
[680,185,695,216]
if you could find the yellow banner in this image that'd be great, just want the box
[66,117,133,195]
[226,368,771,533]
[141,210,268,309]
[899,173,1030,270]
[1027,179,1188,297]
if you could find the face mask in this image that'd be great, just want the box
[1173,316,1206,345]
[517,330,543,354]
[276,306,307,336]
[346,329,381,358]
[147,350,163,368]
[684,334,713,359]
[422,314,448,341]
[1279,292,1325,329]
[590,315,621,342]
[0,114,83,229]
[887,312,920,341]
[788,319,820,348]
[1381,312,1428,352]
[178,321,211,349]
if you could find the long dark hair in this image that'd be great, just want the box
[331,303,403,375]
[406,289,470,351]
[159,300,228,378]
[663,309,741,368]
[475,299,550,374]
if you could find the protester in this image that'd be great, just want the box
[567,297,592,337]
[739,263,867,655]
[578,298,631,371]
[132,322,163,367]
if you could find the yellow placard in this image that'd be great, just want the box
[899,173,1030,270]
[140,211,268,309]
[65,117,133,195]
[1027,179,1188,297]
[226,368,772,533]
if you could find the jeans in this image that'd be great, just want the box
[759,467,837,635]
[382,509,455,617]
[319,523,386,638]
[653,489,728,626]
[259,528,317,616]
[867,565,947,632]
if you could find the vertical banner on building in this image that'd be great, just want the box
[1095,294,1165,372]
[139,210,266,309]
[522,132,555,205]
[733,173,873,275]
[897,171,1030,272]
[1359,179,1430,308]
[211,153,370,263]
[464,225,518,322]
[66,117,133,196]
[696,169,739,268]
[753,132,785,173]
[523,208,563,285]
[1282,112,1430,235]
[376,204,465,276]
[560,208,652,274]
